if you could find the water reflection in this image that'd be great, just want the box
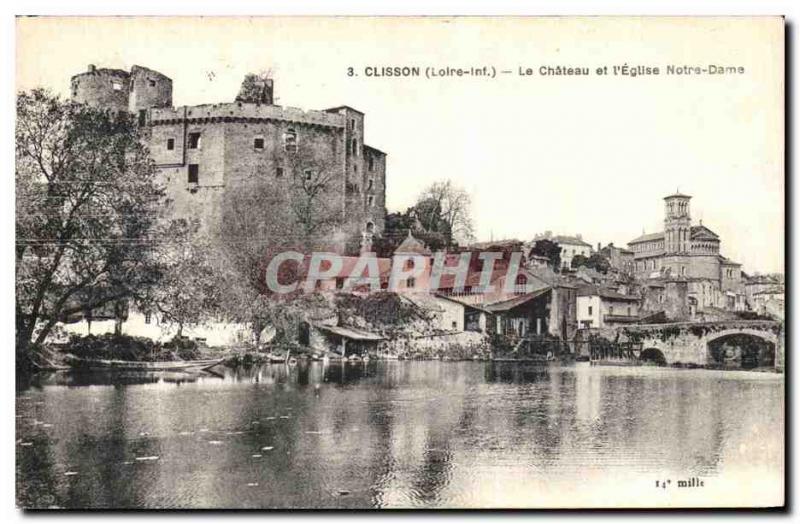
[17,362,783,509]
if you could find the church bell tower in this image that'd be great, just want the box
[664,192,691,254]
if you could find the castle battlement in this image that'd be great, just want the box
[150,102,346,129]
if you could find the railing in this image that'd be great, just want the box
[587,340,643,361]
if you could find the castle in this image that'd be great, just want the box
[628,193,745,311]
[70,64,387,252]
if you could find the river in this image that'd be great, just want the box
[16,361,784,509]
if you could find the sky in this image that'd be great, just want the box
[16,16,785,273]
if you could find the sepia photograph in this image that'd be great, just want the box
[13,15,785,510]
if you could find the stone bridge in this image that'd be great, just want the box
[617,320,784,370]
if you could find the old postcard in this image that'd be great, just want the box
[14,16,784,509]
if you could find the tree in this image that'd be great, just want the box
[572,253,611,274]
[15,89,168,356]
[373,210,447,256]
[217,140,345,342]
[235,71,274,104]
[530,239,562,271]
[571,254,589,270]
[144,222,223,338]
[411,180,475,246]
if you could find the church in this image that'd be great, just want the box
[627,193,745,312]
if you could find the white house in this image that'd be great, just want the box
[576,285,640,329]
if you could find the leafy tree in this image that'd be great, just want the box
[574,253,612,274]
[571,254,589,269]
[530,239,562,271]
[144,222,223,338]
[235,71,274,104]
[15,89,168,356]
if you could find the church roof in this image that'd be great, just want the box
[690,225,719,240]
[394,231,432,255]
[719,255,741,266]
[629,223,720,245]
[628,231,664,244]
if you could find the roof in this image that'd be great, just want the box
[628,231,665,244]
[753,287,784,296]
[549,235,592,247]
[363,144,387,156]
[578,284,640,302]
[719,255,741,266]
[301,255,392,279]
[468,239,524,250]
[313,324,383,341]
[394,231,432,255]
[399,293,444,313]
[663,193,692,199]
[484,288,552,312]
[690,225,719,241]
[324,105,364,115]
[432,293,490,312]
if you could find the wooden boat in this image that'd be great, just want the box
[64,355,224,372]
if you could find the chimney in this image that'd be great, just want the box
[88,64,96,73]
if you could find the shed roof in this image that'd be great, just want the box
[484,288,552,312]
[313,324,384,341]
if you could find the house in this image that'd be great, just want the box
[576,285,640,329]
[533,231,593,270]
[751,287,785,320]
[598,243,635,274]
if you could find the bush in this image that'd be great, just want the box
[66,333,160,361]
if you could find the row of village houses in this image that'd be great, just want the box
[59,231,783,349]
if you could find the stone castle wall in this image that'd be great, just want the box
[71,65,388,253]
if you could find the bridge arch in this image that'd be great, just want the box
[639,347,667,366]
[705,330,777,369]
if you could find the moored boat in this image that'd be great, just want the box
[65,355,224,372]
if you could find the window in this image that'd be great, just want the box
[254,136,265,150]
[335,277,345,290]
[514,274,527,294]
[349,118,355,130]
[367,195,374,207]
[367,179,374,190]
[627,306,632,316]
[304,169,313,181]
[188,164,199,184]
[275,167,284,178]
[148,79,156,87]
[452,321,457,329]
[144,312,152,324]
[365,221,374,234]
[406,277,416,288]
[609,306,615,315]
[166,138,175,151]
[369,156,374,171]
[588,306,593,315]
[138,110,147,126]
[351,138,358,155]
[188,132,201,149]
[284,129,297,153]
[112,81,122,91]
[353,164,358,174]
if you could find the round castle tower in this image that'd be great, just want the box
[70,64,172,114]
